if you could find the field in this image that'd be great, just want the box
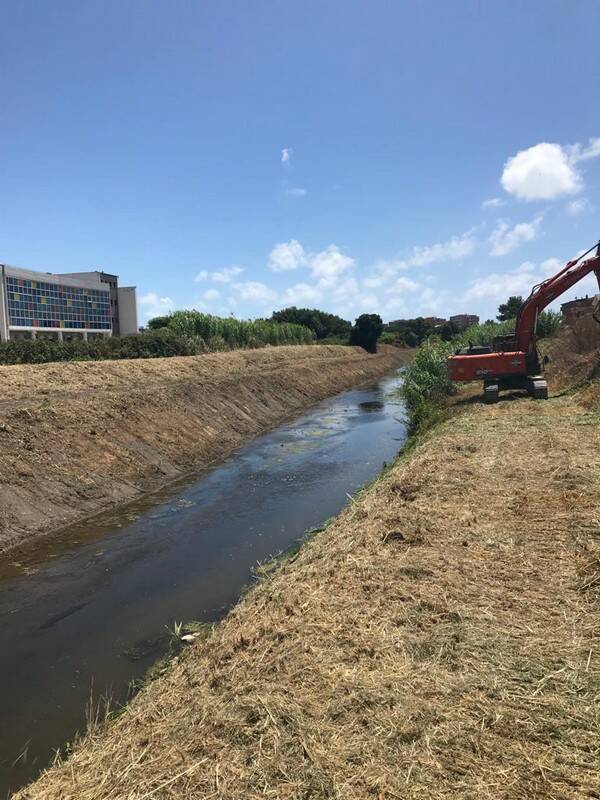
[17,352,600,798]
[0,344,406,552]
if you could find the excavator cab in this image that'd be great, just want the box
[491,334,517,352]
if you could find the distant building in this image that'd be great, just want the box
[560,296,596,324]
[0,263,138,342]
[423,316,446,326]
[450,313,479,330]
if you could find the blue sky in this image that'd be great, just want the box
[1,0,600,325]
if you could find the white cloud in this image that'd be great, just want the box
[281,147,292,164]
[567,137,600,163]
[139,292,173,320]
[363,259,405,288]
[202,288,220,301]
[418,286,453,314]
[408,232,476,267]
[268,239,308,271]
[501,142,580,200]
[286,187,307,197]
[465,262,538,300]
[489,216,542,256]
[195,266,244,283]
[500,138,600,201]
[482,197,505,209]
[363,230,476,288]
[566,197,590,217]
[310,245,355,287]
[281,283,323,306]
[394,276,421,292]
[268,240,354,289]
[232,281,278,304]
[466,254,599,312]
[540,257,562,277]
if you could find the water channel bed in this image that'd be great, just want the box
[0,371,406,796]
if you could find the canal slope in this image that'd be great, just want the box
[0,344,407,552]
[0,371,408,796]
[18,384,600,799]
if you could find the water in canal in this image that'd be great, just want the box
[0,371,407,797]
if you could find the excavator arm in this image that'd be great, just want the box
[515,242,600,358]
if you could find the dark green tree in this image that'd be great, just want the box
[385,317,438,347]
[270,307,351,339]
[497,296,523,321]
[438,321,459,341]
[350,313,384,353]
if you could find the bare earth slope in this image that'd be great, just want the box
[0,345,406,552]
[20,387,600,799]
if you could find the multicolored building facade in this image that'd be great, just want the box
[0,264,138,341]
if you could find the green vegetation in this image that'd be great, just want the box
[270,307,351,340]
[0,310,316,366]
[385,317,440,347]
[401,337,457,431]
[349,313,384,353]
[0,328,203,365]
[537,309,563,338]
[151,310,314,348]
[497,295,523,321]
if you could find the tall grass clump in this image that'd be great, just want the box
[402,338,456,432]
[159,310,314,349]
[536,310,563,338]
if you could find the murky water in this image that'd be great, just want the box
[0,371,406,797]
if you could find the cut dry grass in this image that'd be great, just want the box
[17,388,600,799]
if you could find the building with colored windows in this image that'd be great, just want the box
[0,264,138,342]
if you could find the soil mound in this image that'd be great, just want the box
[545,315,600,390]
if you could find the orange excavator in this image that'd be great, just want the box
[448,242,600,403]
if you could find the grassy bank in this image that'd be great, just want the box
[18,368,600,799]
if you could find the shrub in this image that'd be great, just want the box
[270,307,351,339]
[0,329,204,366]
[401,338,455,432]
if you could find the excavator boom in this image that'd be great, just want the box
[448,242,600,403]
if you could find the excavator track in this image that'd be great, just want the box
[484,384,499,404]
[527,376,548,400]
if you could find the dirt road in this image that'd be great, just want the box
[0,345,406,552]
[19,383,600,799]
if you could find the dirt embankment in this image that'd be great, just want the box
[0,345,407,552]
[19,378,600,798]
[544,314,600,393]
